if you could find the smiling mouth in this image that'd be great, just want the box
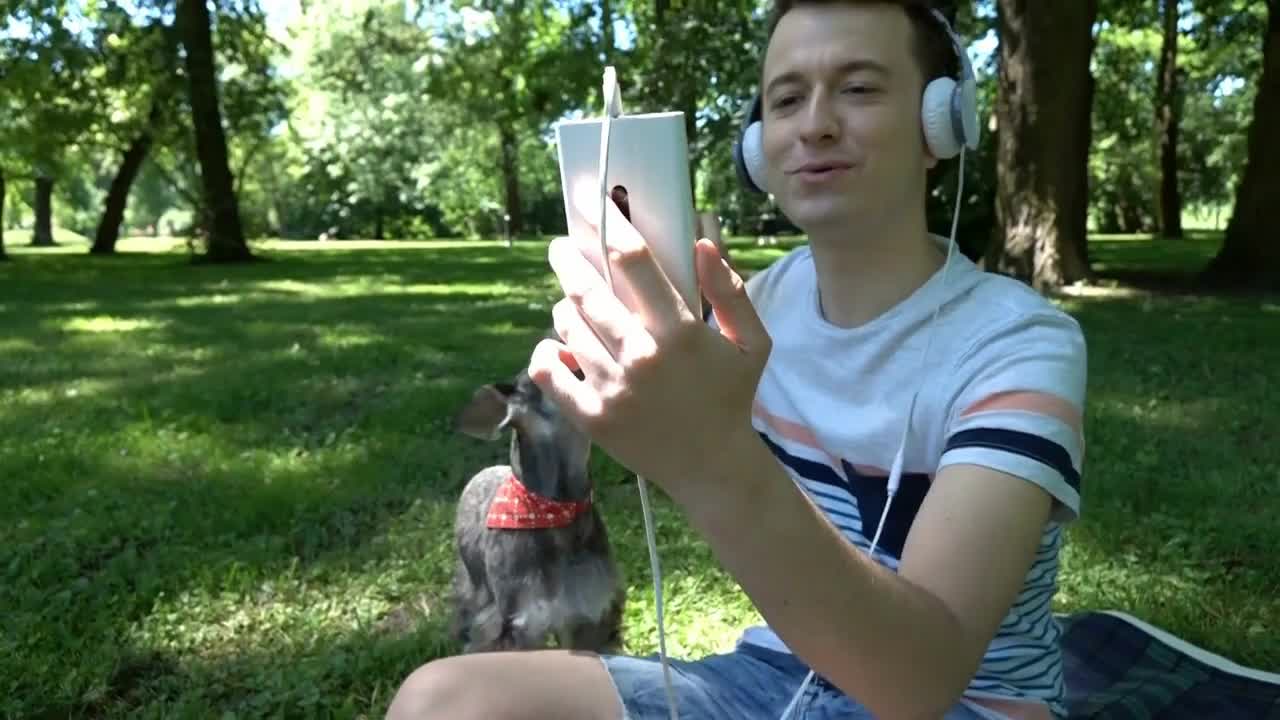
[791,165,852,180]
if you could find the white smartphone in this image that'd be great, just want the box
[554,111,700,317]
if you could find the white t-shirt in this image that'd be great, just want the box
[729,236,1087,720]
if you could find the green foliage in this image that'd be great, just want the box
[1087,0,1263,234]
[2,0,1273,261]
[0,0,102,182]
[1089,14,1164,233]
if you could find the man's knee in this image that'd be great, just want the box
[386,658,474,720]
[386,650,624,720]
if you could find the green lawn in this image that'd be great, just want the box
[2,232,1277,718]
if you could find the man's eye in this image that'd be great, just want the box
[844,84,875,94]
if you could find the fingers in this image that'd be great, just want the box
[569,194,689,330]
[549,236,663,364]
[528,336,603,423]
[552,296,620,383]
[695,238,769,351]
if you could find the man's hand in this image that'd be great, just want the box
[528,196,771,491]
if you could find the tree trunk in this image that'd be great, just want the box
[0,168,7,261]
[985,1,1097,291]
[32,176,55,246]
[601,0,614,60]
[1202,0,1280,290]
[374,203,384,240]
[93,122,156,255]
[1155,0,1183,238]
[498,122,523,237]
[1074,70,1095,264]
[177,0,252,263]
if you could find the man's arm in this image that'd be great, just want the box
[673,433,1052,720]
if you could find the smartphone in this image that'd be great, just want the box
[554,111,700,317]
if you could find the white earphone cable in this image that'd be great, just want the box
[779,148,967,720]
[867,145,965,559]
[597,67,681,720]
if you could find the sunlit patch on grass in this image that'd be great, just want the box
[171,292,264,308]
[315,328,384,349]
[247,277,523,299]
[397,281,518,296]
[0,337,40,353]
[3,376,125,408]
[478,321,532,337]
[62,316,167,334]
[257,238,524,252]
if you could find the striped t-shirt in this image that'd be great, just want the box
[731,238,1087,720]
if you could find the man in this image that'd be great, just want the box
[387,1,1087,718]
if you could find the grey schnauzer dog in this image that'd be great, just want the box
[449,366,626,654]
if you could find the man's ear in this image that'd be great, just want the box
[453,383,516,440]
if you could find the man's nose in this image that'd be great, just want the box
[799,90,840,143]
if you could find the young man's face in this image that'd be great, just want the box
[760,3,936,234]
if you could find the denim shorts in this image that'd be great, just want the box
[599,642,999,720]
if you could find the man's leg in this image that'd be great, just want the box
[387,644,814,720]
[386,649,622,720]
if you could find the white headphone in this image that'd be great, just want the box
[733,8,980,195]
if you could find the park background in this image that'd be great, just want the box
[1,0,1277,717]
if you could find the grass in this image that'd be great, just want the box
[2,231,1278,718]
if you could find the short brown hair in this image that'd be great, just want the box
[764,0,961,91]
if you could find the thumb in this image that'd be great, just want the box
[695,238,767,350]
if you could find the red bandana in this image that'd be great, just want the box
[485,474,593,530]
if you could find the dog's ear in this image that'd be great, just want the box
[454,382,516,440]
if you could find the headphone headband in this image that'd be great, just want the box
[732,6,980,194]
[928,9,976,89]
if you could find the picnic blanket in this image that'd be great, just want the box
[1059,610,1280,719]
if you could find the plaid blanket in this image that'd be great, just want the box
[1059,610,1280,719]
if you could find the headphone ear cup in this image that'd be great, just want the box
[736,120,768,194]
[922,76,961,160]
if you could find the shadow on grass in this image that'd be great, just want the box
[1084,230,1280,297]
[1051,292,1279,669]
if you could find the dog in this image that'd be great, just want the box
[448,365,625,654]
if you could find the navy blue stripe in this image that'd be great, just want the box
[760,431,933,560]
[802,483,858,509]
[945,428,1081,491]
[758,432,848,491]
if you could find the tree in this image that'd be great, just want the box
[984,1,1098,291]
[1155,0,1183,237]
[1202,0,1280,289]
[1,0,100,247]
[426,0,600,238]
[89,8,183,255]
[0,169,7,261]
[176,0,251,261]
[92,101,163,254]
[620,0,762,211]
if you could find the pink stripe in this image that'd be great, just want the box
[961,390,1082,435]
[752,401,846,473]
[752,402,907,478]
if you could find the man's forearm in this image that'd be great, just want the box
[668,430,979,719]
